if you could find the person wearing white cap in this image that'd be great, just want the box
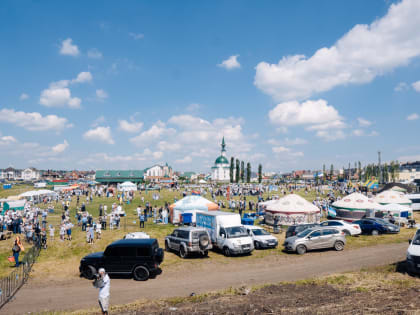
[94,268,110,314]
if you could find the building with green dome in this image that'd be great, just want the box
[211,137,230,182]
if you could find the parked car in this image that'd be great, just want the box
[165,227,212,258]
[124,232,150,239]
[283,227,346,255]
[285,224,319,238]
[196,211,253,256]
[79,238,164,281]
[406,229,420,275]
[353,218,400,235]
[319,220,361,236]
[244,225,278,249]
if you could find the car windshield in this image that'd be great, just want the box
[252,229,270,236]
[225,226,248,238]
[296,229,313,238]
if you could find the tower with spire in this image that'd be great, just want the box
[211,137,230,182]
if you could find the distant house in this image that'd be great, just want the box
[144,163,173,183]
[95,170,145,185]
[3,167,21,180]
[21,168,40,181]
[41,170,62,181]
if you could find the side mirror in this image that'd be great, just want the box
[221,233,225,239]
[409,239,412,244]
[307,236,311,240]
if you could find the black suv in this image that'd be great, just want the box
[285,224,319,238]
[79,238,164,281]
[165,227,212,258]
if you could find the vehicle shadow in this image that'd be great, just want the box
[281,247,339,255]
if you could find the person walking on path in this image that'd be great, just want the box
[12,236,24,267]
[94,268,110,315]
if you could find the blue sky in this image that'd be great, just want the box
[0,0,419,173]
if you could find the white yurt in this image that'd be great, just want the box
[264,194,320,226]
[332,192,382,221]
[374,190,412,206]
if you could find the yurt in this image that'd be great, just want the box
[169,195,219,224]
[374,190,412,206]
[264,194,320,226]
[332,192,381,221]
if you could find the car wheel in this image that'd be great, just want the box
[371,229,379,236]
[83,265,96,280]
[165,241,170,252]
[334,241,344,251]
[133,266,149,281]
[223,247,231,257]
[179,246,187,258]
[296,245,306,255]
[254,241,260,249]
[343,230,351,236]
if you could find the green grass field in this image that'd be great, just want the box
[0,185,417,280]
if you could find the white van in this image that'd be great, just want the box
[406,229,420,275]
[196,211,254,256]
[407,194,420,211]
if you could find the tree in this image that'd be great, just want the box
[383,163,389,183]
[240,161,245,182]
[330,164,334,178]
[229,157,234,183]
[322,164,326,183]
[258,164,262,183]
[235,159,240,183]
[246,162,251,183]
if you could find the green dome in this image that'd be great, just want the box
[215,155,229,165]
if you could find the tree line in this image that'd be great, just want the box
[229,157,262,183]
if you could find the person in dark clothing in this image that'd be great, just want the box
[12,236,24,267]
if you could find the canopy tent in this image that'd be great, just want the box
[169,195,219,224]
[332,192,382,221]
[2,200,26,213]
[264,194,321,226]
[374,190,412,206]
[376,203,413,218]
[198,179,207,184]
[118,181,137,191]
[19,189,58,200]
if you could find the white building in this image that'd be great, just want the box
[144,163,173,182]
[211,137,230,182]
[22,168,40,181]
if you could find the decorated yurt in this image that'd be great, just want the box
[169,195,219,224]
[264,194,320,226]
[332,192,382,221]
[374,190,412,206]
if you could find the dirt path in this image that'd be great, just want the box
[3,242,407,314]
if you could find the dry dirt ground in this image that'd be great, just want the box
[3,242,408,314]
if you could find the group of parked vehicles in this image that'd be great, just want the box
[78,213,404,281]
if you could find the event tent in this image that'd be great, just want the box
[264,194,320,226]
[332,192,382,221]
[2,200,26,213]
[19,189,58,200]
[377,203,412,218]
[169,195,219,224]
[374,190,412,206]
[118,181,137,191]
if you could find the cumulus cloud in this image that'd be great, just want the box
[19,93,29,101]
[255,0,420,101]
[83,126,114,144]
[129,32,144,40]
[59,38,80,56]
[96,89,108,99]
[118,119,143,133]
[412,81,420,92]
[357,117,372,127]
[52,140,69,153]
[87,48,103,59]
[218,55,240,70]
[407,113,419,120]
[72,71,92,84]
[0,108,73,131]
[130,121,175,146]
[0,135,17,145]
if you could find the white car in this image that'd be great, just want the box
[244,225,278,249]
[123,232,150,239]
[320,220,361,236]
[406,229,420,275]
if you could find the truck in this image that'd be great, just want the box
[196,211,254,256]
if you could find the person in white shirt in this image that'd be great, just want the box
[95,268,110,315]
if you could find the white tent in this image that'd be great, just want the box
[374,190,412,206]
[264,194,320,226]
[198,179,207,184]
[19,189,58,199]
[118,181,137,191]
[332,192,382,221]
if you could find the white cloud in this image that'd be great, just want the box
[407,113,419,120]
[412,81,420,92]
[268,137,307,146]
[130,121,175,146]
[357,117,372,127]
[268,99,345,131]
[352,129,364,136]
[87,48,103,59]
[72,71,92,84]
[118,119,143,133]
[175,156,192,164]
[19,93,29,101]
[157,141,181,151]
[91,115,106,127]
[316,130,346,141]
[0,135,17,145]
[272,146,290,153]
[129,32,144,40]
[395,82,409,92]
[218,55,240,70]
[0,108,73,131]
[96,89,108,99]
[255,0,420,101]
[59,38,80,57]
[83,126,114,144]
[52,140,69,153]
